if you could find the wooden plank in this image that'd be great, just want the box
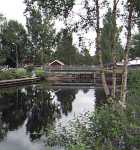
[0,77,41,87]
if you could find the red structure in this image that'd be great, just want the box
[48,60,64,68]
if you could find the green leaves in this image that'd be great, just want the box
[100,8,123,63]
[54,29,78,65]
[24,1,56,64]
[1,19,27,66]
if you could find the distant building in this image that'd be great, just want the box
[48,60,65,68]
[117,57,140,68]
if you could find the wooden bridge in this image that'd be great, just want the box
[45,65,122,85]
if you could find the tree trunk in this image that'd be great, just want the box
[121,1,133,105]
[111,0,119,99]
[95,0,110,97]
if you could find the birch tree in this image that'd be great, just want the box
[121,0,134,106]
[95,0,110,97]
[111,0,119,99]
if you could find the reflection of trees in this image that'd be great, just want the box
[0,88,27,130]
[82,89,89,94]
[26,87,61,141]
[0,112,8,141]
[94,88,106,106]
[55,89,78,116]
[0,86,61,141]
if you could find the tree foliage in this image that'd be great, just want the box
[24,0,75,18]
[1,20,27,67]
[54,29,79,65]
[24,1,56,64]
[100,8,123,63]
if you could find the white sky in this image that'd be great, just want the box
[0,0,26,25]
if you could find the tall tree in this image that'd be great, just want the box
[121,0,134,105]
[0,14,7,65]
[1,20,27,67]
[80,48,93,65]
[24,0,56,64]
[24,0,75,19]
[100,8,123,64]
[54,29,79,65]
[129,0,140,59]
[111,0,119,99]
[95,0,110,97]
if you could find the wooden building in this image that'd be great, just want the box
[48,60,64,68]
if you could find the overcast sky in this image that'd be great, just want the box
[0,0,26,25]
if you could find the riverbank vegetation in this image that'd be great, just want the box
[45,71,140,150]
[0,67,46,80]
[0,68,28,80]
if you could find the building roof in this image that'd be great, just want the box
[48,60,65,66]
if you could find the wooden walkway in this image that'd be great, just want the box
[0,77,41,87]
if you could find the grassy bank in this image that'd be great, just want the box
[0,67,46,80]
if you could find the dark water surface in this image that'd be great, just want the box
[0,84,105,150]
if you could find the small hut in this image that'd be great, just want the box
[48,60,64,68]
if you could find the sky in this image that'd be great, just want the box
[0,0,26,25]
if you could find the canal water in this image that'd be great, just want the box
[0,84,105,150]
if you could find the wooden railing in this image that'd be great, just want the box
[46,65,98,72]
[45,65,123,73]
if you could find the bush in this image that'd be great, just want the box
[15,68,27,78]
[128,70,140,88]
[0,68,28,80]
[25,65,34,72]
[0,70,15,80]
[35,68,45,78]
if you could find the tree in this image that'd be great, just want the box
[121,0,134,105]
[95,0,110,97]
[24,0,75,19]
[1,20,27,67]
[54,29,79,65]
[129,0,140,59]
[0,14,7,65]
[80,48,93,65]
[24,0,60,65]
[100,8,123,64]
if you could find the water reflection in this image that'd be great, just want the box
[0,84,96,149]
[94,88,106,106]
[55,89,78,116]
[26,87,61,141]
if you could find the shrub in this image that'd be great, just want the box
[0,70,15,80]
[128,70,140,88]
[35,68,45,78]
[0,68,28,80]
[25,65,34,72]
[15,68,27,78]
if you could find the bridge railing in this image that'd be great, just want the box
[45,65,99,72]
[45,65,123,73]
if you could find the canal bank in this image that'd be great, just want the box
[0,77,42,87]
